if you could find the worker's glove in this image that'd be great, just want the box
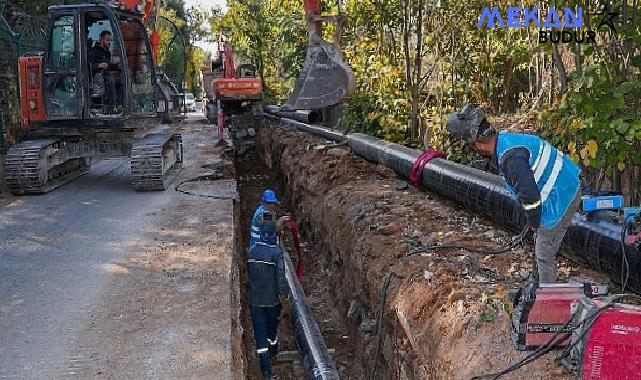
[280,296,292,316]
[277,215,291,231]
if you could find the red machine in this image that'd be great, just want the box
[512,282,591,350]
[9,0,183,194]
[204,34,262,124]
[561,296,641,379]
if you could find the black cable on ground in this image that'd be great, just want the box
[469,317,574,380]
[174,173,236,200]
[406,223,530,257]
[368,271,397,380]
[367,225,531,379]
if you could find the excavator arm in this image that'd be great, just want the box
[282,0,355,110]
[117,0,161,61]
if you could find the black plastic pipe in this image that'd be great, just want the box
[263,113,346,142]
[346,133,641,292]
[265,106,320,124]
[263,112,641,292]
[282,247,340,380]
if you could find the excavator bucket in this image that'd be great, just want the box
[282,33,355,110]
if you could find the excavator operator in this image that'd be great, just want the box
[88,30,122,112]
[447,104,582,283]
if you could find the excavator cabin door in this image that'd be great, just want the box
[44,11,82,119]
[81,7,157,118]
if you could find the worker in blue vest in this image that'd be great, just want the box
[250,190,279,249]
[248,210,288,380]
[447,104,581,283]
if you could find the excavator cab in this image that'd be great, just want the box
[37,3,157,125]
[282,0,355,111]
[9,2,182,195]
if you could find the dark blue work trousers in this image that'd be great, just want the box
[250,304,282,376]
[103,70,122,106]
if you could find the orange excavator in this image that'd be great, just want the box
[204,34,262,124]
[282,0,355,111]
[7,0,182,194]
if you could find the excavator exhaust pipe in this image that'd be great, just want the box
[282,33,355,111]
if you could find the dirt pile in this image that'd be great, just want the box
[256,118,605,380]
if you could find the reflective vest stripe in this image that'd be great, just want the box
[523,200,542,210]
[540,152,564,202]
[255,242,279,247]
[496,131,581,228]
[531,141,544,173]
[248,259,275,266]
[533,142,552,182]
[267,338,278,345]
[257,348,268,354]
[251,226,260,232]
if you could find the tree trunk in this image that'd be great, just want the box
[502,57,514,112]
[574,41,582,77]
[552,44,568,94]
[409,0,424,138]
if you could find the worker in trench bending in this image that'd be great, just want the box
[250,189,290,249]
[446,104,581,283]
[250,190,278,248]
[247,210,289,379]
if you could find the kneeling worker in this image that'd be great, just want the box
[447,104,581,283]
[248,210,289,379]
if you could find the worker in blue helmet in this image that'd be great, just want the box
[247,207,289,379]
[250,189,290,249]
[447,104,581,283]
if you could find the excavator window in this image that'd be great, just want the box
[237,64,256,78]
[118,16,155,114]
[45,14,81,118]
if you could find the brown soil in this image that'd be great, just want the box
[253,118,608,380]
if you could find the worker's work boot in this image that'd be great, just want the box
[269,341,278,358]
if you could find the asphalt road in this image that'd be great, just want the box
[0,113,241,379]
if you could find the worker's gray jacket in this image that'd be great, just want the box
[247,242,288,307]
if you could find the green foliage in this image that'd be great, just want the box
[542,64,641,177]
[211,0,306,103]
[541,3,641,198]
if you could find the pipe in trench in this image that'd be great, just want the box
[263,112,641,292]
[281,246,340,380]
[264,106,321,125]
[263,114,346,142]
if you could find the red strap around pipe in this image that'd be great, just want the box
[409,149,447,188]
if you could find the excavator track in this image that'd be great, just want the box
[130,133,183,191]
[4,138,90,195]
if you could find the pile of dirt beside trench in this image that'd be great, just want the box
[255,118,590,380]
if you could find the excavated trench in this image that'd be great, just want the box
[233,115,356,379]
[232,114,606,380]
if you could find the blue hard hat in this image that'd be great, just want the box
[262,189,278,204]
